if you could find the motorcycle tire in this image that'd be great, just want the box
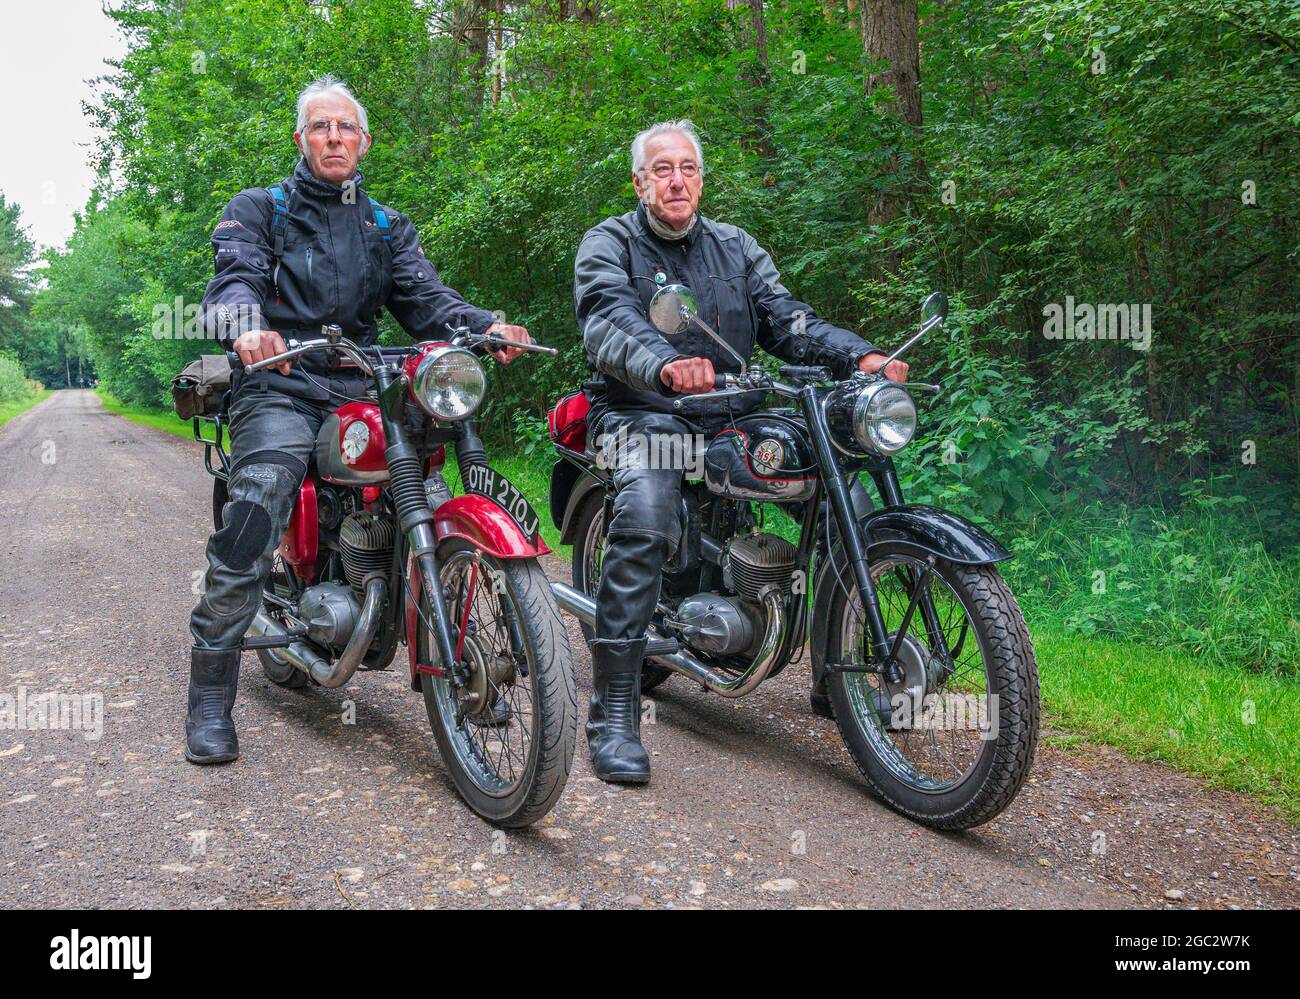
[420,538,577,828]
[826,549,1039,830]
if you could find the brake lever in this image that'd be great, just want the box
[672,386,766,411]
[476,334,559,357]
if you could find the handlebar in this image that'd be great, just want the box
[672,369,793,411]
[227,327,556,376]
[235,336,376,376]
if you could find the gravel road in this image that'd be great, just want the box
[1,390,1296,909]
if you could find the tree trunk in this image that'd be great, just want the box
[492,0,505,105]
[458,0,490,107]
[860,2,922,234]
[862,0,922,129]
[729,0,774,159]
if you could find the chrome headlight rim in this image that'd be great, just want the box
[412,345,486,421]
[836,381,917,457]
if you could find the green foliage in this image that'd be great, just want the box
[0,351,42,405]
[22,0,1300,672]
[1003,499,1300,674]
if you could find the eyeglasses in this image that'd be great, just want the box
[645,162,701,180]
[307,119,362,138]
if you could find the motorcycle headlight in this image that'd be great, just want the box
[851,382,917,455]
[411,346,486,420]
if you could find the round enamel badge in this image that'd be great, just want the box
[752,438,784,475]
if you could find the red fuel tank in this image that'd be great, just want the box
[314,402,389,485]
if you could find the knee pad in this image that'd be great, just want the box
[211,500,273,572]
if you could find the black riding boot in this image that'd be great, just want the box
[586,638,650,784]
[185,647,241,764]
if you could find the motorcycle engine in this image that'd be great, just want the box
[724,532,799,601]
[298,582,361,651]
[671,533,798,658]
[338,512,394,593]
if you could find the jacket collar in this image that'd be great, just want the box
[636,202,702,247]
[292,157,364,200]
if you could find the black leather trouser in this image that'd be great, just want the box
[189,389,328,651]
[592,410,700,648]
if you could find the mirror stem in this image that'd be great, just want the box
[687,312,748,374]
[875,313,944,373]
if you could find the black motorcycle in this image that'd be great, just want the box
[548,290,1039,830]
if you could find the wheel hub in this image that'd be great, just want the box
[457,634,516,721]
[874,632,939,730]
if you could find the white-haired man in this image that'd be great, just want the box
[574,120,908,783]
[184,76,529,765]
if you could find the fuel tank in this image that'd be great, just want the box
[314,401,389,486]
[703,410,817,502]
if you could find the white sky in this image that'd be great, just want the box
[0,1,128,252]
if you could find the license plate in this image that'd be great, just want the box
[463,464,542,545]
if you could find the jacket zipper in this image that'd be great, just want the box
[306,246,313,284]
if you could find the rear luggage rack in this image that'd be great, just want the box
[193,414,231,481]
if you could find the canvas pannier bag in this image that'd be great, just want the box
[171,354,232,420]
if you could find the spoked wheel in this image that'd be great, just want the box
[216,476,304,689]
[570,495,673,693]
[257,550,307,689]
[420,539,576,827]
[826,547,1039,830]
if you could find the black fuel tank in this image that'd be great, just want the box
[703,410,817,502]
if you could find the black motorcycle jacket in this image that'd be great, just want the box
[574,202,878,421]
[201,158,497,402]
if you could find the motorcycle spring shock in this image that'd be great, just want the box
[385,441,435,535]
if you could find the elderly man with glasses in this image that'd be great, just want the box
[574,119,909,784]
[183,75,530,766]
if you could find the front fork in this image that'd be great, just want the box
[801,386,950,680]
[375,362,463,682]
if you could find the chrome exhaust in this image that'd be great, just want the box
[551,581,785,698]
[248,576,387,689]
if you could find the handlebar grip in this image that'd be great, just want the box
[778,364,832,382]
[714,372,728,389]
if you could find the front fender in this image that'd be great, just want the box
[810,504,1012,682]
[861,504,1011,566]
[406,494,553,690]
[434,493,551,559]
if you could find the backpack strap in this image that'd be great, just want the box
[368,196,391,241]
[267,184,290,259]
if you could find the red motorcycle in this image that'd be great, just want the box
[194,325,575,827]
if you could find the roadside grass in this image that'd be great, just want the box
[96,390,194,440]
[1031,622,1299,818]
[92,402,1300,818]
[0,389,53,429]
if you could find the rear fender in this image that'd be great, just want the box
[556,466,605,545]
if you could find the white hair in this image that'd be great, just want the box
[631,120,704,174]
[296,74,369,134]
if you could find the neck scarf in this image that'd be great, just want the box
[645,205,696,242]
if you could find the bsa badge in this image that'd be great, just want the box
[752,438,784,475]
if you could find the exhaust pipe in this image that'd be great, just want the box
[248,576,387,689]
[551,581,785,698]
